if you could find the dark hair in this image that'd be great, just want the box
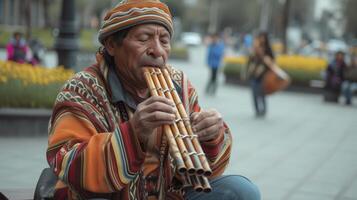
[13,32,23,37]
[111,28,131,46]
[258,32,275,59]
[102,28,131,67]
[210,32,219,38]
[336,51,345,56]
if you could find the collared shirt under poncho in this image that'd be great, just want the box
[46,61,233,200]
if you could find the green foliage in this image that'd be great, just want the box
[170,46,189,60]
[344,0,357,37]
[223,63,244,77]
[219,0,260,32]
[80,29,100,52]
[283,68,322,86]
[0,30,12,48]
[0,28,99,52]
[0,79,62,108]
[32,28,54,48]
[161,0,186,18]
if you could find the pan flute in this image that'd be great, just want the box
[143,67,212,193]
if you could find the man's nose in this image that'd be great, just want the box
[147,40,165,58]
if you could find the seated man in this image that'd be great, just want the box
[46,0,260,199]
[324,51,347,102]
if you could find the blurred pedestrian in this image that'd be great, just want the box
[324,51,347,103]
[28,38,45,65]
[205,33,225,96]
[6,32,30,64]
[243,33,253,56]
[342,55,357,105]
[246,32,275,117]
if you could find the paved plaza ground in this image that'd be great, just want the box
[1,47,357,199]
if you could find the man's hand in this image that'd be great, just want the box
[129,96,176,147]
[191,109,224,142]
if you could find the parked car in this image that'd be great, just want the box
[181,32,202,46]
[326,39,348,53]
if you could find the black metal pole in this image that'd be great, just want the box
[55,0,79,69]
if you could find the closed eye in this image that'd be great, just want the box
[138,34,150,42]
[160,35,170,44]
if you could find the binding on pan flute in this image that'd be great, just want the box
[143,67,212,193]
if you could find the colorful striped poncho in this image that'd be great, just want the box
[46,61,232,200]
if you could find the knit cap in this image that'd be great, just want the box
[98,0,173,44]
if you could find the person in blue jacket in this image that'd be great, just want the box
[206,33,225,95]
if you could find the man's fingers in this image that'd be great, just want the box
[144,111,176,123]
[191,109,218,125]
[143,101,175,114]
[144,96,175,107]
[190,112,199,122]
[196,124,221,142]
[192,115,223,133]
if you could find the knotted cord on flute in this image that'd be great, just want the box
[143,67,212,193]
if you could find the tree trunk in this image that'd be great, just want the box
[208,0,219,34]
[25,0,32,39]
[43,0,51,27]
[82,0,96,28]
[282,0,290,54]
[259,0,272,32]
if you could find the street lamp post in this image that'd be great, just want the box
[55,0,79,69]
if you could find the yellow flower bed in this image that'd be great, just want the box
[224,56,248,65]
[272,42,284,54]
[224,55,327,73]
[0,60,74,108]
[276,55,327,72]
[224,55,328,85]
[0,60,74,86]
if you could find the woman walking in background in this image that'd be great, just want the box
[246,32,275,117]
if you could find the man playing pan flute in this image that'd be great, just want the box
[46,0,260,199]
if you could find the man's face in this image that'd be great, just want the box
[336,53,344,62]
[107,24,171,89]
[14,33,21,42]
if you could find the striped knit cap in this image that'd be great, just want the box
[98,0,173,44]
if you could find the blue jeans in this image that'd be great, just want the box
[206,67,219,95]
[250,79,266,116]
[185,175,261,200]
[342,81,357,104]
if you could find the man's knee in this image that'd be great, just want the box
[212,175,260,200]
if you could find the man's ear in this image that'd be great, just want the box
[104,37,116,56]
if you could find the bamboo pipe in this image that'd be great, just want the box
[148,68,196,175]
[143,67,212,192]
[153,68,205,175]
[143,68,186,174]
[161,68,212,176]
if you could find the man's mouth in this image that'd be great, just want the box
[140,56,165,68]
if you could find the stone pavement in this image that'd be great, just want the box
[1,46,357,199]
